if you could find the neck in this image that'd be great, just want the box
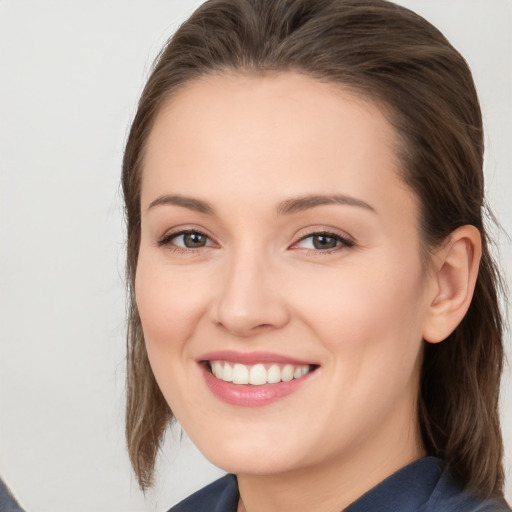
[236,414,425,512]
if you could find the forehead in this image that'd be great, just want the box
[141,71,413,219]
[147,71,398,166]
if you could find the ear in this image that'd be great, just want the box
[422,225,482,344]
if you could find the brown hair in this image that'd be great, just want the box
[122,0,506,496]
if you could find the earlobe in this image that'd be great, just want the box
[422,225,482,344]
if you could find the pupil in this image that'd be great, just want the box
[313,235,337,250]
[184,232,206,248]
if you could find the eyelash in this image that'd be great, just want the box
[293,231,355,254]
[157,229,214,253]
[157,229,355,255]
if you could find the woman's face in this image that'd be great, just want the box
[136,73,433,476]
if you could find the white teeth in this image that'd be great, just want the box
[223,362,233,382]
[210,361,312,385]
[267,364,281,384]
[295,365,309,378]
[213,361,224,380]
[281,364,294,382]
[232,363,249,384]
[249,364,267,385]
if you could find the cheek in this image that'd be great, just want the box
[292,249,427,367]
[134,256,210,355]
[293,253,427,435]
[134,256,215,417]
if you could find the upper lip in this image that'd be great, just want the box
[198,350,317,366]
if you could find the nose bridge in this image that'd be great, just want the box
[212,242,289,336]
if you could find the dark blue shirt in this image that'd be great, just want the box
[167,457,510,512]
[0,478,25,512]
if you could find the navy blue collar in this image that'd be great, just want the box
[344,457,444,511]
[168,456,510,512]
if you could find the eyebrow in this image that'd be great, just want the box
[147,193,375,216]
[147,195,215,214]
[277,194,376,215]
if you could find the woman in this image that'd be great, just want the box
[122,0,510,510]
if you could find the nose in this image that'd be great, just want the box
[209,248,290,337]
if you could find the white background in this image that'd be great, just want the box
[0,1,511,511]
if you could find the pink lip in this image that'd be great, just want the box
[198,350,315,366]
[198,351,318,407]
[201,368,314,407]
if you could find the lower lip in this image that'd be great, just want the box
[202,365,313,407]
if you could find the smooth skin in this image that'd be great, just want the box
[135,72,481,512]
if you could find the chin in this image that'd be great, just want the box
[205,451,296,476]
[189,429,316,477]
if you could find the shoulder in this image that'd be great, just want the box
[344,457,510,512]
[0,478,25,512]
[167,474,239,512]
[423,465,510,512]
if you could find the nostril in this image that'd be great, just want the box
[213,317,281,338]
[209,273,291,335]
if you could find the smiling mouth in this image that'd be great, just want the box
[207,361,318,385]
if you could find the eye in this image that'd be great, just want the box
[158,230,214,250]
[294,231,354,252]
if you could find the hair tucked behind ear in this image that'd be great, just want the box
[122,0,506,495]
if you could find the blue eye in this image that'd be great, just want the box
[295,232,354,251]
